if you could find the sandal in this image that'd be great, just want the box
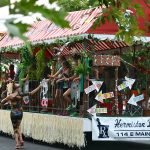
[15,145,20,149]
[20,141,24,146]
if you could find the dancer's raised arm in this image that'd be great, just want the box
[0,95,10,105]
[29,84,42,96]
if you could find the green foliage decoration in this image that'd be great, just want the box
[18,46,33,84]
[75,61,91,76]
[35,49,46,80]
[121,44,150,91]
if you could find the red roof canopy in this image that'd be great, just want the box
[0,7,102,48]
[0,0,149,49]
[88,0,150,36]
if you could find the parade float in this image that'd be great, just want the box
[0,1,150,148]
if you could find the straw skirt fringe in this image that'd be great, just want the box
[0,110,85,148]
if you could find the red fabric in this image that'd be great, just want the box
[99,101,123,115]
[131,90,139,96]
[44,50,53,59]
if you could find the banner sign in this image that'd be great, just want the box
[23,80,29,104]
[93,55,120,66]
[128,94,144,106]
[118,77,135,91]
[40,79,48,107]
[92,117,150,141]
[95,92,114,102]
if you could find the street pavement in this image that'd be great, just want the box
[0,135,69,150]
[1,134,150,150]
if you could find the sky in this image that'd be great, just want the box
[0,0,60,32]
[0,6,9,32]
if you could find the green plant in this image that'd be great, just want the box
[18,47,33,84]
[75,61,91,75]
[122,47,150,91]
[35,49,46,80]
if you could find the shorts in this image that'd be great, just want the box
[10,110,23,130]
[56,81,64,90]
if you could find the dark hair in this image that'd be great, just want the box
[58,56,66,62]
[9,64,14,70]
[72,54,81,60]
[89,59,93,66]
[62,61,71,69]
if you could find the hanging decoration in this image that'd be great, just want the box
[95,91,114,102]
[87,104,97,115]
[84,81,103,94]
[117,76,135,91]
[40,79,49,107]
[93,55,120,66]
[23,80,29,104]
[127,94,144,106]
[87,105,107,114]
[71,82,80,108]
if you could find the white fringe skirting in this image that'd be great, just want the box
[0,110,85,148]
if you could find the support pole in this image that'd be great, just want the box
[115,67,119,115]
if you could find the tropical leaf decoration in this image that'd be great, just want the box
[18,46,33,84]
[75,62,91,76]
[35,49,46,80]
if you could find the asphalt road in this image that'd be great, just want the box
[0,135,69,150]
[1,133,150,150]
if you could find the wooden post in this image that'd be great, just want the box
[115,67,119,115]
[83,75,89,116]
[82,39,89,116]
[145,49,150,109]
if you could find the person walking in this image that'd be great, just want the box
[0,79,42,149]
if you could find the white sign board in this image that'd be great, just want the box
[92,117,150,141]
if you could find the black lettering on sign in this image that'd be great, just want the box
[96,118,109,138]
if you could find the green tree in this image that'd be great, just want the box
[58,0,91,12]
[59,0,148,44]
[1,0,69,45]
[0,0,9,7]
